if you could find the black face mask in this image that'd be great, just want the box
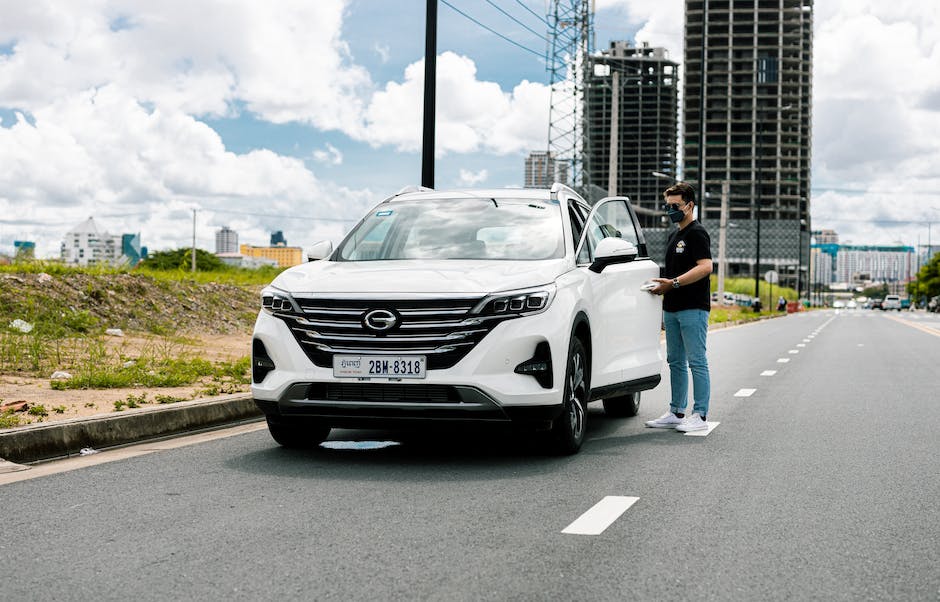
[666,205,686,223]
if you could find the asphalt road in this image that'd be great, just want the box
[2,309,938,601]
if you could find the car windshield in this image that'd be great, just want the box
[336,197,564,261]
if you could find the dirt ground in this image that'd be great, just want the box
[0,332,251,426]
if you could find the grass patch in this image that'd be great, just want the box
[51,354,249,390]
[0,409,21,429]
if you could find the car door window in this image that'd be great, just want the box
[568,200,586,254]
[578,199,639,264]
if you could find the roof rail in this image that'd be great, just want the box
[396,185,434,195]
[550,182,579,198]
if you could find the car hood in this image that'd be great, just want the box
[269,259,571,295]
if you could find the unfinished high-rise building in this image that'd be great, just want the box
[585,41,679,228]
[524,151,559,188]
[683,0,813,295]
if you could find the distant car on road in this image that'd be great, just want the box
[883,295,902,311]
[870,298,883,310]
[928,296,939,313]
[833,300,846,309]
[846,299,858,310]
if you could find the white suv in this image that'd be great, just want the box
[251,184,663,454]
[882,295,902,311]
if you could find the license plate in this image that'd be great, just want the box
[333,355,427,379]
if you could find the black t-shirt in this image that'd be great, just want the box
[663,221,712,312]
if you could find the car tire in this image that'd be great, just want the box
[266,418,330,448]
[545,337,588,455]
[603,392,640,417]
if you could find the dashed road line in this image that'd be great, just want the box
[788,349,799,354]
[777,358,791,363]
[562,496,639,535]
[684,421,720,437]
[761,370,777,376]
[734,388,756,397]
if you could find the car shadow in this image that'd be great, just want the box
[224,408,662,482]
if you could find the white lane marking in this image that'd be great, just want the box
[777,358,790,363]
[684,421,720,437]
[788,349,799,354]
[802,339,811,342]
[797,343,806,347]
[735,388,756,397]
[562,496,639,535]
[761,370,777,376]
[858,343,864,347]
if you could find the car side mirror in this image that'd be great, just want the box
[306,240,333,261]
[589,237,638,273]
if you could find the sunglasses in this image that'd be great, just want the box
[663,203,686,211]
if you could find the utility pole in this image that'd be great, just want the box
[717,180,729,304]
[421,0,437,189]
[607,69,619,196]
[191,209,197,272]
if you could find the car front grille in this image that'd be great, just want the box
[274,296,507,370]
[306,383,461,403]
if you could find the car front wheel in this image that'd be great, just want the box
[603,392,640,417]
[545,337,588,455]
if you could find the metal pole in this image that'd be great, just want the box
[191,209,197,272]
[421,0,437,189]
[754,119,762,310]
[607,70,619,196]
[698,0,709,223]
[717,180,729,304]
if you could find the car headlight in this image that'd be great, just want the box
[472,284,556,317]
[260,286,301,315]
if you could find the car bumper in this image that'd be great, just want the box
[251,303,573,427]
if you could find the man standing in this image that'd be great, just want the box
[645,182,713,432]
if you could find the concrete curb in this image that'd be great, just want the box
[0,394,262,465]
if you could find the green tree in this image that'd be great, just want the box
[908,251,940,302]
[142,248,224,272]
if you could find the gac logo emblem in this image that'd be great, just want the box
[363,309,398,332]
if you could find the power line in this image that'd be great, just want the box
[512,0,549,26]
[440,0,545,59]
[483,0,549,43]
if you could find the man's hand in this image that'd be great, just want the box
[647,278,673,296]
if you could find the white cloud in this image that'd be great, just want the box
[457,169,488,187]
[312,143,343,166]
[0,84,372,256]
[812,0,940,245]
[374,43,390,64]
[0,1,372,130]
[361,52,551,155]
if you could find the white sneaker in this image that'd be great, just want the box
[645,412,684,429]
[675,413,708,432]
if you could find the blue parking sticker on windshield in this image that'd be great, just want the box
[376,210,393,217]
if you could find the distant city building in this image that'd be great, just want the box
[270,231,287,247]
[216,252,279,269]
[813,229,839,245]
[240,243,302,268]
[524,151,558,188]
[60,217,146,267]
[13,240,36,260]
[683,0,814,295]
[585,41,678,229]
[812,243,914,287]
[215,226,239,254]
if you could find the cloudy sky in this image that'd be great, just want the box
[1,0,939,258]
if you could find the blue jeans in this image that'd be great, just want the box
[663,309,710,417]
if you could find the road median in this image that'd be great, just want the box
[0,394,262,465]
